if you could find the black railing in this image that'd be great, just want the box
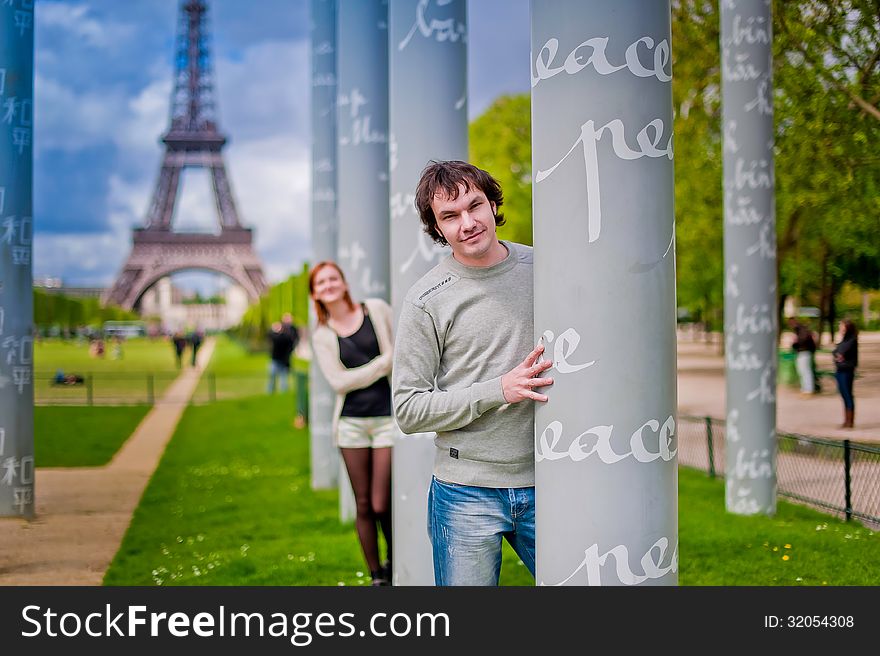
[34,371,308,408]
[678,415,880,526]
[35,372,179,406]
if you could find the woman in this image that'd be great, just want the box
[309,261,394,585]
[832,319,859,429]
[790,319,816,395]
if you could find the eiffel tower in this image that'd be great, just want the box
[103,0,267,310]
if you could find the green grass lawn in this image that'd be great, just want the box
[678,468,877,585]
[34,337,182,404]
[34,405,151,466]
[104,394,366,586]
[104,393,878,586]
[34,336,180,373]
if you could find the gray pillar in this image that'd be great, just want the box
[309,0,340,491]
[389,0,466,586]
[532,0,677,585]
[337,0,390,522]
[721,0,777,515]
[0,2,34,518]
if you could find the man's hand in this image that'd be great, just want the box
[501,342,554,403]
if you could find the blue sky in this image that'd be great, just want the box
[32,0,530,291]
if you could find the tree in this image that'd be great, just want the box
[230,263,311,351]
[469,94,533,245]
[774,0,880,340]
[670,0,880,340]
[671,1,725,333]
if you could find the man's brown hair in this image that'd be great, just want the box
[414,160,505,246]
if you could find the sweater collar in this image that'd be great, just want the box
[442,241,519,279]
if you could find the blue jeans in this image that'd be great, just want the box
[835,370,855,410]
[427,477,535,586]
[267,360,290,393]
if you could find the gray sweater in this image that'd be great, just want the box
[392,241,535,487]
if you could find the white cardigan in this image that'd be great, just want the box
[310,297,394,442]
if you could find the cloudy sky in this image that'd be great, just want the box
[32,0,530,293]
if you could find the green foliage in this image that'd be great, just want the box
[34,406,150,466]
[32,289,138,333]
[774,0,880,315]
[470,94,533,246]
[671,0,880,328]
[671,1,725,329]
[229,264,310,351]
[182,293,226,305]
[468,4,880,328]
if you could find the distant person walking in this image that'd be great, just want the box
[280,312,305,426]
[789,318,816,395]
[189,329,203,367]
[281,312,300,352]
[309,261,394,586]
[267,320,295,393]
[172,330,187,368]
[832,319,859,428]
[111,336,124,360]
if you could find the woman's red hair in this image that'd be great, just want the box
[309,261,355,325]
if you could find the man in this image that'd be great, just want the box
[267,320,295,393]
[172,330,187,369]
[188,328,203,367]
[392,160,554,586]
[281,312,301,352]
[280,312,305,426]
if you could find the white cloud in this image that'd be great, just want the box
[34,71,169,158]
[34,15,314,289]
[106,172,152,230]
[224,136,311,283]
[113,76,172,154]
[215,39,309,141]
[33,172,152,286]
[35,135,311,287]
[173,168,221,233]
[34,74,127,153]
[33,231,127,287]
[37,2,135,49]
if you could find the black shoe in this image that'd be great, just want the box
[370,570,389,586]
[381,560,392,585]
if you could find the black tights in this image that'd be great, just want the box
[341,447,392,574]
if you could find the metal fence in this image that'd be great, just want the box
[34,372,178,405]
[35,371,309,409]
[678,415,880,527]
[38,376,876,525]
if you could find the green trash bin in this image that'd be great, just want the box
[777,350,798,387]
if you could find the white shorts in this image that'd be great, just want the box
[336,416,395,449]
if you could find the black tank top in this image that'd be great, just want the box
[337,307,391,417]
